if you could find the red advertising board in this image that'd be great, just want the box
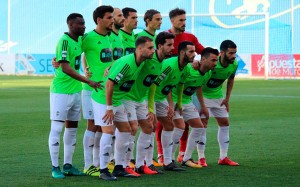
[251,54,300,78]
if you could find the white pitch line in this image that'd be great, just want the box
[233,94,300,99]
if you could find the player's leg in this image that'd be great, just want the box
[49,93,66,178]
[156,101,185,171]
[172,111,185,163]
[179,103,202,168]
[93,127,102,169]
[81,90,99,176]
[92,100,117,181]
[135,101,160,174]
[48,93,67,179]
[112,104,139,177]
[62,92,85,176]
[212,99,239,166]
[123,100,138,170]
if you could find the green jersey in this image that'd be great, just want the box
[50,33,82,94]
[172,63,212,104]
[125,51,163,102]
[109,31,124,61]
[81,30,113,91]
[135,30,156,41]
[119,29,135,56]
[154,57,189,102]
[92,53,145,106]
[202,57,238,99]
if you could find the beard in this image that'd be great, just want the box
[114,21,123,30]
[184,53,194,63]
[224,54,235,64]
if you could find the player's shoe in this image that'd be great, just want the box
[51,166,65,179]
[99,168,117,181]
[148,164,164,174]
[62,164,86,176]
[182,159,202,168]
[157,155,164,164]
[125,166,141,177]
[108,160,115,173]
[136,165,158,175]
[129,159,136,169]
[163,161,186,171]
[152,159,163,167]
[177,154,184,163]
[112,165,139,177]
[84,165,100,177]
[198,158,208,167]
[218,157,239,166]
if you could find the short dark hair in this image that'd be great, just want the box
[155,32,175,47]
[122,7,137,18]
[144,9,160,26]
[169,8,186,19]
[201,47,219,58]
[178,41,194,53]
[220,40,237,51]
[93,5,114,24]
[135,36,153,47]
[67,13,83,24]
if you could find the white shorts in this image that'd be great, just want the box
[155,100,169,117]
[123,100,148,121]
[174,102,199,121]
[200,98,229,118]
[82,90,94,120]
[92,99,128,126]
[50,92,81,121]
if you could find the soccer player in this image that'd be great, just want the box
[109,8,125,61]
[200,40,239,166]
[148,41,195,171]
[122,31,175,175]
[135,9,162,41]
[91,36,155,180]
[167,8,204,56]
[49,13,101,179]
[171,47,219,168]
[81,5,114,177]
[125,9,163,169]
[119,7,138,56]
[156,8,205,164]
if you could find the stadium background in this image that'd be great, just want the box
[0,0,299,78]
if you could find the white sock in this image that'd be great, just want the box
[63,128,77,165]
[183,127,201,162]
[93,131,102,167]
[197,128,207,159]
[161,130,173,165]
[83,130,95,169]
[109,135,115,162]
[99,133,112,169]
[48,121,64,167]
[172,128,184,161]
[145,132,155,166]
[114,131,130,167]
[136,132,151,168]
[125,135,136,166]
[218,126,229,159]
